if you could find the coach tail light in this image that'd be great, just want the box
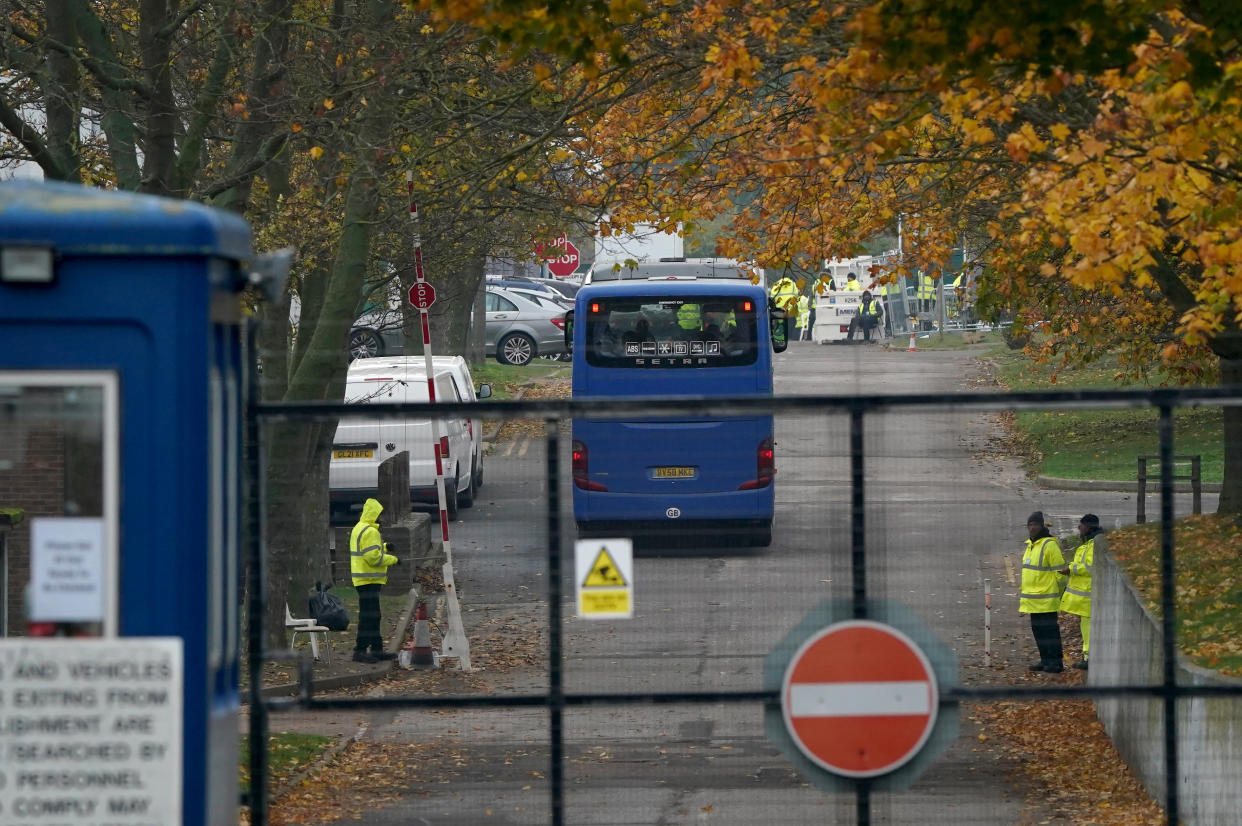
[737,438,775,490]
[572,440,608,491]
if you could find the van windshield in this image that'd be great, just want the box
[583,295,758,368]
[344,378,430,404]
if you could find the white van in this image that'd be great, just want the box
[424,355,492,490]
[328,361,476,523]
[344,355,492,489]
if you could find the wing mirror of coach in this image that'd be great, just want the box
[769,303,788,353]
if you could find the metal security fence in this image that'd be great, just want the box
[244,378,1242,826]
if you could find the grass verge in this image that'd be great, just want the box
[1105,514,1242,677]
[239,732,335,794]
[906,329,1003,350]
[987,345,1221,482]
[469,361,571,399]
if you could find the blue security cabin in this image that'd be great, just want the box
[0,179,253,826]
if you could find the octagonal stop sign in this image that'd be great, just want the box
[408,281,437,310]
[781,620,938,778]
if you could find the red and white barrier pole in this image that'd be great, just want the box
[408,171,471,670]
[984,578,992,667]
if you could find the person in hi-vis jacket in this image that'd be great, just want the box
[350,498,398,663]
[1060,514,1101,670]
[1020,511,1065,673]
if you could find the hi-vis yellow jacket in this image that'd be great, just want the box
[350,498,397,586]
[1060,535,1096,617]
[1019,535,1065,614]
[770,276,799,307]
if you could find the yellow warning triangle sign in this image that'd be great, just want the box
[582,547,627,587]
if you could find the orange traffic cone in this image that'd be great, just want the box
[412,601,434,666]
[906,330,917,352]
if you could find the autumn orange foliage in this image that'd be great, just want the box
[425,1,1240,369]
[422,0,1242,510]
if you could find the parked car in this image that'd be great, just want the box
[485,286,568,365]
[526,277,581,302]
[505,285,573,311]
[348,307,405,360]
[329,361,476,522]
[485,277,561,296]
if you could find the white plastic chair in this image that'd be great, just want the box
[285,603,332,663]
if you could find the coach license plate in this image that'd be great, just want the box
[653,466,696,478]
[333,448,374,459]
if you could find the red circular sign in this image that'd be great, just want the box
[782,620,938,778]
[408,281,437,309]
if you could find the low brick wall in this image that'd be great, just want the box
[1092,537,1242,825]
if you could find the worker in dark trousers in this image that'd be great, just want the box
[1020,511,1065,673]
[349,497,398,663]
[846,290,883,343]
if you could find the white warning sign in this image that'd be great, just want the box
[0,638,183,825]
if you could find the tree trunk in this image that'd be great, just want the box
[262,164,382,647]
[468,271,487,365]
[43,2,81,181]
[399,243,487,357]
[138,0,178,196]
[1217,357,1242,515]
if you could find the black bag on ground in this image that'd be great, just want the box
[308,582,350,631]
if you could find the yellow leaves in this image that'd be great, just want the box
[1166,79,1194,106]
[308,146,324,160]
[960,118,995,145]
[1049,123,1071,142]
[323,98,335,111]
[1004,122,1047,162]
[290,123,303,133]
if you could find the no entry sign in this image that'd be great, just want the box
[781,619,938,778]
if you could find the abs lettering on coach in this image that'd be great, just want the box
[0,638,183,826]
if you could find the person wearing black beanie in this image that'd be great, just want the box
[1020,511,1065,673]
[1060,514,1104,669]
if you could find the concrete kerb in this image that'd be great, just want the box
[265,721,370,801]
[259,585,422,699]
[1037,474,1222,493]
[481,386,526,445]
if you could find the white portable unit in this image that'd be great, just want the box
[812,290,888,344]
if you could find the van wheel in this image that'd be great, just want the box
[445,477,460,520]
[460,467,476,508]
[750,523,773,548]
[498,333,535,366]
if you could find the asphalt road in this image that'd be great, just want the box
[275,339,1211,825]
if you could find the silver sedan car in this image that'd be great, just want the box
[485,286,568,365]
[348,308,404,360]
